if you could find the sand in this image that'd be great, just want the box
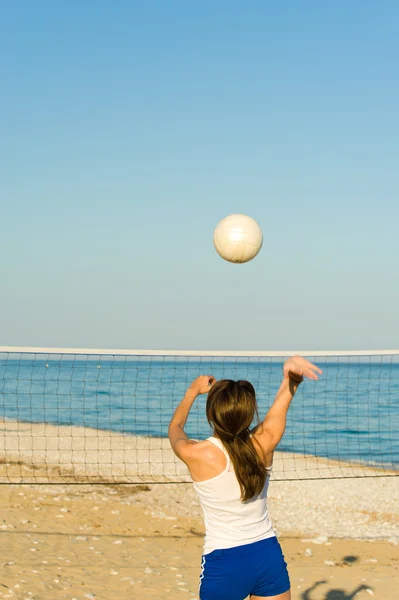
[0,419,398,599]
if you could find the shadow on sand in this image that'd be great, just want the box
[301,581,373,599]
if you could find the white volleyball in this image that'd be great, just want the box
[213,214,263,264]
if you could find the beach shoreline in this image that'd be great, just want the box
[1,418,397,485]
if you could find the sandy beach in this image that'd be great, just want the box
[1,420,398,599]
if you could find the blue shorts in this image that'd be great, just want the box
[199,536,290,600]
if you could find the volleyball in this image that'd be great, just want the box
[213,214,263,263]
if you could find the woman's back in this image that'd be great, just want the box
[190,434,275,555]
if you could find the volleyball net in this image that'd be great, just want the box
[0,347,398,484]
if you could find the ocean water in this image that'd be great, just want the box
[0,353,398,469]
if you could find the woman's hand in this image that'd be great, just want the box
[188,375,216,396]
[283,356,322,383]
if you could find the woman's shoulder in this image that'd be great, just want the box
[250,426,274,468]
[189,437,222,459]
[185,438,228,482]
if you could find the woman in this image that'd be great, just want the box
[168,355,322,600]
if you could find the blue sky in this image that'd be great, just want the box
[1,1,398,351]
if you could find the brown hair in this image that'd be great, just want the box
[206,379,267,502]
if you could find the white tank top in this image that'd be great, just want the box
[192,436,275,555]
